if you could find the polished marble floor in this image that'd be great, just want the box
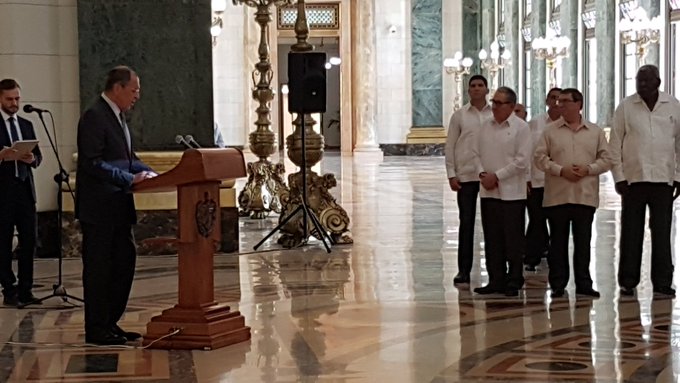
[3,154,680,382]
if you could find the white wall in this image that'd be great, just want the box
[0,0,79,212]
[374,0,412,144]
[212,5,247,146]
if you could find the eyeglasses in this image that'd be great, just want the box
[490,99,513,106]
[557,99,576,105]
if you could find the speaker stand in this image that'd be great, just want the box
[254,114,334,252]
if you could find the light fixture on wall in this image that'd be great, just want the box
[443,51,473,111]
[531,30,570,88]
[619,7,661,68]
[325,56,342,69]
[478,40,511,94]
[211,0,227,46]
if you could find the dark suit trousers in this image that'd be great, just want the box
[0,178,36,296]
[525,187,549,266]
[456,181,480,275]
[480,198,526,289]
[545,204,596,290]
[618,182,674,289]
[81,222,136,336]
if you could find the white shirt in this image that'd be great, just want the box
[609,92,680,185]
[534,117,612,208]
[445,102,492,182]
[528,112,558,188]
[0,109,23,142]
[475,113,532,200]
[101,93,124,125]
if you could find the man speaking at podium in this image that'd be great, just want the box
[75,66,156,345]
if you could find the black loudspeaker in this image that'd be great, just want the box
[288,51,327,114]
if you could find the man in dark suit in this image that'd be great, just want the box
[0,79,42,307]
[75,66,156,345]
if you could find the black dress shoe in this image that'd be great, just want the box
[550,289,565,298]
[620,287,635,296]
[3,294,17,306]
[653,286,676,297]
[453,273,470,284]
[505,288,519,297]
[576,287,600,298]
[474,285,502,295]
[18,293,41,306]
[112,325,142,341]
[85,331,127,345]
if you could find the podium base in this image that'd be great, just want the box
[142,303,251,350]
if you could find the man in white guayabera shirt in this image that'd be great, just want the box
[473,86,531,297]
[524,88,562,272]
[534,88,612,299]
[609,64,680,298]
[445,75,492,286]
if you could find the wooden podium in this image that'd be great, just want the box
[133,148,251,350]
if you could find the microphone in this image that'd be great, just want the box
[185,135,202,148]
[23,104,49,114]
[175,135,192,149]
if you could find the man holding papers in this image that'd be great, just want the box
[0,79,42,307]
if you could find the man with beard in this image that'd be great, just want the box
[0,79,42,306]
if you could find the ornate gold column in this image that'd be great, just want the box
[277,0,352,248]
[233,0,292,219]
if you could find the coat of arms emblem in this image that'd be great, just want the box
[196,192,217,238]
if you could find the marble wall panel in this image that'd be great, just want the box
[411,0,443,127]
[77,0,214,150]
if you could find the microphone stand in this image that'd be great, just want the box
[254,113,333,253]
[19,111,83,308]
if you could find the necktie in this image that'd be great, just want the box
[119,112,131,155]
[8,117,27,180]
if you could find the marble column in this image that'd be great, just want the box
[481,0,496,50]
[530,0,547,115]
[352,0,382,154]
[595,0,616,126]
[503,0,520,91]
[560,0,578,87]
[638,0,660,67]
[462,1,483,79]
[410,0,443,127]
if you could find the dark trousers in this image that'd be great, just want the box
[545,204,596,290]
[0,178,36,297]
[525,187,549,266]
[480,198,526,289]
[81,222,137,336]
[618,182,674,289]
[456,181,480,275]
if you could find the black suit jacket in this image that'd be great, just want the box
[75,97,151,225]
[0,116,43,202]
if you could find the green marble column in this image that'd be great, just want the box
[638,0,660,67]
[411,0,443,127]
[503,1,520,91]
[530,0,547,116]
[596,0,615,126]
[462,0,483,83]
[77,0,214,150]
[481,0,496,50]
[560,0,578,87]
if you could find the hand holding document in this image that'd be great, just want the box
[1,140,38,162]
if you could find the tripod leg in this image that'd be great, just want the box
[300,204,331,253]
[253,205,304,250]
[306,208,336,245]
